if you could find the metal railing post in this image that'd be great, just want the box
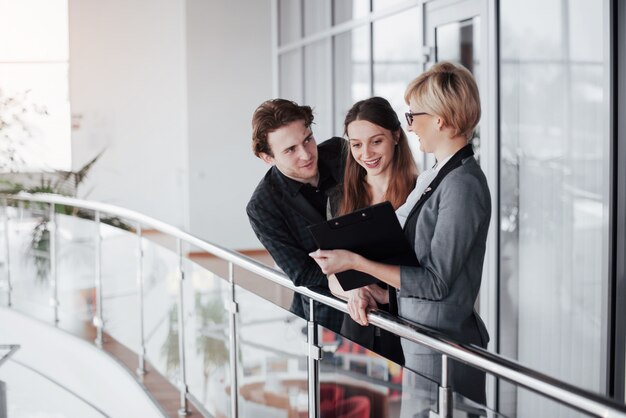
[93,211,104,347]
[0,380,6,418]
[2,199,12,307]
[49,203,59,324]
[4,193,626,418]
[307,299,321,418]
[0,344,20,418]
[228,262,239,418]
[17,200,23,221]
[176,239,189,416]
[438,354,452,418]
[136,223,146,376]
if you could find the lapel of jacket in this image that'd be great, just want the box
[403,144,475,226]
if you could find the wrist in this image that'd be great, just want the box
[350,252,363,270]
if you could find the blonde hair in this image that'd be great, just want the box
[404,61,481,140]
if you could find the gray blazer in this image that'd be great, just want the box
[399,155,490,344]
[399,153,491,403]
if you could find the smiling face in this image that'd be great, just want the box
[407,97,440,154]
[260,119,319,184]
[346,119,397,178]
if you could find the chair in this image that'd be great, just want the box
[320,383,345,416]
[336,395,370,418]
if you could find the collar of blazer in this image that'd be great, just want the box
[403,144,475,228]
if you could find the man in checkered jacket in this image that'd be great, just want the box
[246,98,345,333]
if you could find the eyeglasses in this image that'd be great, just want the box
[405,111,429,125]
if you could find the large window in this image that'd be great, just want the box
[276,0,423,157]
[372,8,422,160]
[333,26,370,135]
[276,1,617,414]
[499,0,610,415]
[0,0,71,173]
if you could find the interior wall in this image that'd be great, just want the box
[186,0,272,249]
[68,0,189,229]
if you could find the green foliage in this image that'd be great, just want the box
[194,293,229,375]
[1,150,134,282]
[0,89,134,291]
[160,293,230,389]
[160,306,181,379]
[0,88,48,173]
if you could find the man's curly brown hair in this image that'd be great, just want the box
[251,99,314,157]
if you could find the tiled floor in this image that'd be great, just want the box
[105,332,202,417]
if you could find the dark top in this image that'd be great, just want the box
[246,137,346,332]
[280,161,337,219]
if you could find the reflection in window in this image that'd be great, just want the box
[499,0,608,416]
[0,0,70,172]
[304,39,333,142]
[373,8,422,167]
[333,26,371,135]
[279,0,302,46]
[435,17,480,81]
[279,50,304,103]
[333,0,370,25]
[434,17,482,159]
[372,0,410,13]
[304,0,331,36]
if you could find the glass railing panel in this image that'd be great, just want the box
[181,257,232,417]
[235,284,310,418]
[318,323,425,418]
[320,325,404,417]
[98,221,141,350]
[142,239,181,382]
[233,262,300,315]
[317,321,509,418]
[498,379,594,418]
[398,333,508,418]
[451,386,507,418]
[54,213,98,335]
[6,203,54,323]
[0,204,12,308]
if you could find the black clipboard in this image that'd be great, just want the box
[308,201,419,290]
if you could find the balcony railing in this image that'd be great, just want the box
[1,192,625,418]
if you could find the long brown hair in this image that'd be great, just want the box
[339,97,417,215]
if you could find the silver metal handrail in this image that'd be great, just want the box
[2,192,626,418]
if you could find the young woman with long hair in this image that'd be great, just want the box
[326,96,417,363]
[338,96,417,215]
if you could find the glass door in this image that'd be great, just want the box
[423,0,490,168]
[422,0,500,410]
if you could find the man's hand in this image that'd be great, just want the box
[309,249,360,275]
